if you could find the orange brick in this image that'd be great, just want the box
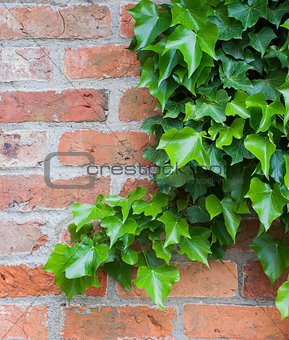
[63,305,177,339]
[120,4,135,37]
[0,305,48,339]
[64,45,139,79]
[0,90,108,123]
[183,304,289,339]
[117,261,238,298]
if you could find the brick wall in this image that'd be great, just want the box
[0,1,288,339]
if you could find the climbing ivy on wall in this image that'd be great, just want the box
[44,0,289,318]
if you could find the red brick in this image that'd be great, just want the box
[0,47,51,81]
[0,265,106,298]
[119,87,160,121]
[0,90,108,123]
[183,304,289,339]
[63,305,176,339]
[58,131,152,166]
[243,261,289,299]
[0,130,46,167]
[0,5,112,39]
[120,4,135,37]
[0,305,48,339]
[117,261,238,299]
[0,221,47,255]
[120,178,159,200]
[64,45,139,79]
[0,175,110,210]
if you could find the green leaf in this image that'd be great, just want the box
[187,197,211,223]
[225,90,251,119]
[284,155,289,188]
[276,276,289,319]
[223,139,254,165]
[101,216,137,247]
[121,248,138,265]
[158,127,209,168]
[133,192,168,218]
[278,78,289,126]
[204,143,227,177]
[268,2,289,27]
[134,264,180,310]
[163,25,202,77]
[65,239,109,279]
[196,22,219,60]
[152,240,174,264]
[244,134,276,178]
[69,199,115,232]
[68,223,93,243]
[206,194,222,220]
[249,27,276,56]
[221,196,241,242]
[250,234,289,285]
[102,258,133,291]
[228,0,267,29]
[178,227,212,267]
[246,177,289,230]
[128,0,171,50]
[281,18,289,30]
[158,211,190,247]
[171,0,207,31]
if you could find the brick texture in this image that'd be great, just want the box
[0,130,46,167]
[119,87,159,121]
[120,4,135,37]
[58,130,152,165]
[0,90,108,122]
[0,175,110,210]
[63,305,177,340]
[0,221,47,255]
[0,47,51,81]
[0,305,48,339]
[64,45,139,79]
[183,304,289,339]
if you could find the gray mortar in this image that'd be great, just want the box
[0,0,285,339]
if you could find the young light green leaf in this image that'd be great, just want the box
[284,155,289,188]
[221,196,241,243]
[276,276,289,319]
[206,194,222,220]
[121,248,138,265]
[245,178,289,230]
[152,240,174,264]
[225,90,251,119]
[134,264,180,310]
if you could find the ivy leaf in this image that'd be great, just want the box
[204,143,227,177]
[102,258,133,291]
[178,227,212,268]
[277,78,289,126]
[157,127,209,168]
[187,197,211,223]
[225,90,251,119]
[268,2,289,27]
[244,134,276,178]
[228,0,267,30]
[127,0,171,50]
[223,139,254,165]
[246,177,289,230]
[276,276,289,319]
[69,197,115,232]
[284,155,289,188]
[101,216,137,247]
[249,27,276,56]
[68,223,93,243]
[196,22,219,60]
[152,240,174,264]
[171,0,207,31]
[158,211,190,247]
[134,264,180,310]
[121,248,138,265]
[133,193,168,218]
[138,58,179,111]
[281,18,289,30]
[221,196,241,242]
[270,150,286,184]
[206,194,222,220]
[159,50,182,85]
[65,238,109,279]
[250,234,289,285]
[163,25,202,77]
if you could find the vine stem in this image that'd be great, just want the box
[140,244,150,267]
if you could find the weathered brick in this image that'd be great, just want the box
[118,261,238,299]
[120,178,159,200]
[0,90,108,123]
[0,175,110,210]
[0,130,46,167]
[0,5,112,39]
[58,131,152,166]
[119,87,159,121]
[183,304,289,339]
[0,221,47,255]
[0,47,51,81]
[0,265,106,297]
[63,305,176,339]
[64,45,139,79]
[120,4,135,37]
[243,261,289,299]
[0,305,48,339]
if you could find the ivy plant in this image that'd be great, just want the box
[44,0,289,318]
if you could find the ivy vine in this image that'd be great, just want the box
[44,0,289,318]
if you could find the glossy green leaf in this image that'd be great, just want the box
[121,248,138,265]
[221,196,241,242]
[152,241,174,264]
[102,258,133,291]
[206,194,222,220]
[249,27,276,56]
[276,276,289,319]
[225,90,251,119]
